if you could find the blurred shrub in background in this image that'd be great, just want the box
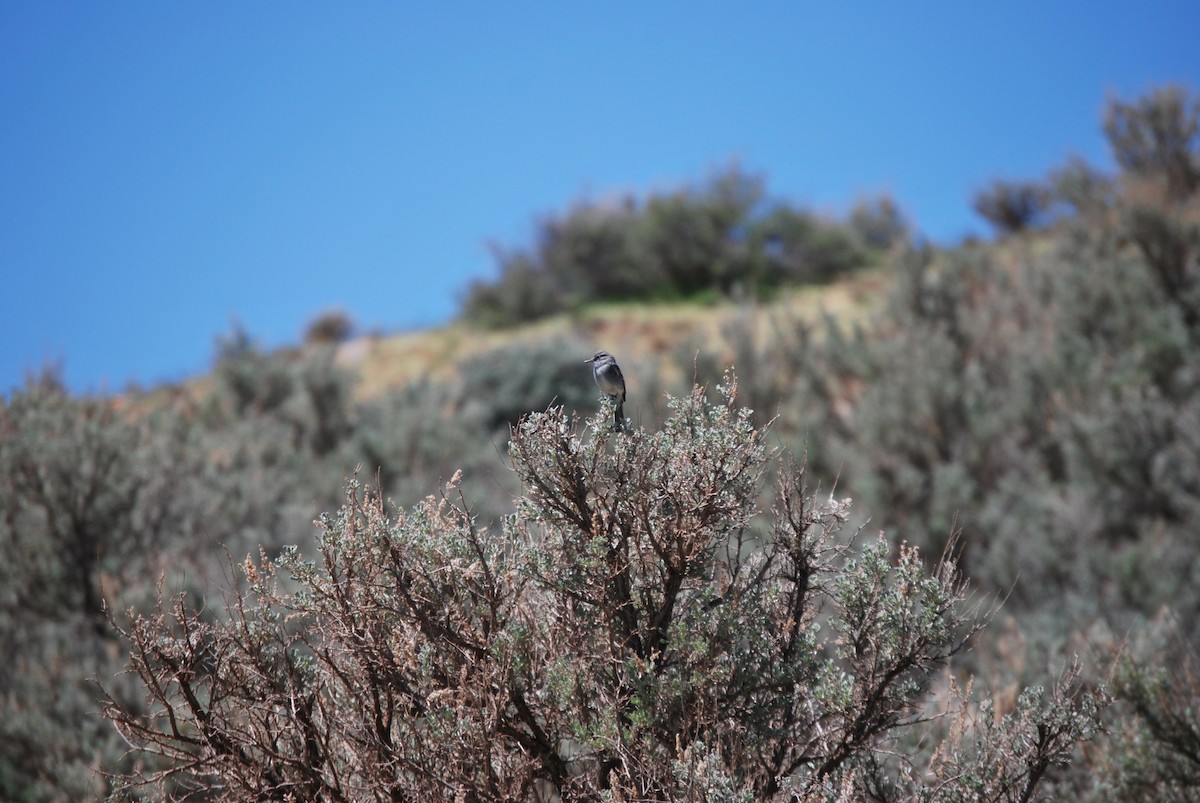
[659,86,1200,800]
[303,308,355,345]
[462,166,882,327]
[972,178,1058,234]
[457,334,596,430]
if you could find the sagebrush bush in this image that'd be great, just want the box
[457,335,597,431]
[772,82,1200,621]
[0,347,364,800]
[102,380,1104,801]
[759,86,1200,798]
[1099,615,1200,802]
[0,377,253,800]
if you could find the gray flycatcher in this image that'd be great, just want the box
[585,350,626,430]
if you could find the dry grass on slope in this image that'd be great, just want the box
[340,269,887,399]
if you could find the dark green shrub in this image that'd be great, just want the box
[538,199,645,300]
[633,169,763,297]
[1050,156,1118,218]
[462,255,571,328]
[1104,84,1200,201]
[303,308,355,345]
[972,178,1057,234]
[460,165,876,327]
[848,194,910,250]
[751,206,873,287]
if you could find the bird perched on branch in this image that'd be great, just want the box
[585,350,626,431]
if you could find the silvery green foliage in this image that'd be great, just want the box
[103,378,1103,801]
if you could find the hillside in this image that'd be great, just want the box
[2,84,1198,800]
[340,268,887,400]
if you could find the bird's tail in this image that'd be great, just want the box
[614,402,625,431]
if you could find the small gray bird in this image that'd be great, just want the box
[585,350,626,430]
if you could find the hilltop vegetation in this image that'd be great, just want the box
[461,165,905,327]
[1,85,1198,800]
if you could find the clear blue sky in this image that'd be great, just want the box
[2,2,1197,395]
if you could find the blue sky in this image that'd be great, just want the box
[2,3,1197,395]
